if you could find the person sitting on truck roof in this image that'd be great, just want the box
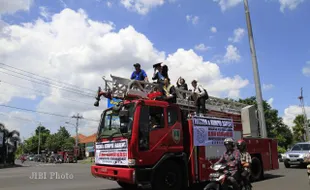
[147,86,163,100]
[237,139,252,189]
[176,77,188,99]
[131,63,148,82]
[215,138,241,190]
[190,80,209,115]
[162,78,177,103]
[152,62,168,84]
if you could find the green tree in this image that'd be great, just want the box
[45,134,60,152]
[292,114,310,142]
[23,126,51,154]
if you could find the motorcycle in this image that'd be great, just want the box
[204,163,251,190]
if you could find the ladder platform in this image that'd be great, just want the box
[100,75,248,115]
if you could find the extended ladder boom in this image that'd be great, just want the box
[100,75,247,115]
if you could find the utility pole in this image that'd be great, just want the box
[298,88,310,141]
[37,123,41,155]
[243,0,267,138]
[72,113,83,147]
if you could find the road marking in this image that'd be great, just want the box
[36,163,56,166]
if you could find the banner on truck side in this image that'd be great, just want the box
[95,139,128,165]
[193,116,234,146]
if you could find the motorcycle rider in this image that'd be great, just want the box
[215,138,241,190]
[237,139,252,189]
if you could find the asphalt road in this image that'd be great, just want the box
[0,160,309,190]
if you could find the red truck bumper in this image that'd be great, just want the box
[91,165,135,184]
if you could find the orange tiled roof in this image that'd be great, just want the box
[72,134,86,140]
[80,133,96,143]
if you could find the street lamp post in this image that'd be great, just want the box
[243,0,267,138]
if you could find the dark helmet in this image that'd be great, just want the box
[237,139,247,152]
[224,138,235,150]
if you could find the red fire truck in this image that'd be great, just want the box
[91,75,279,190]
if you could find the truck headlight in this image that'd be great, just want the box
[128,159,136,166]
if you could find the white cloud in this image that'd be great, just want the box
[228,28,245,43]
[194,43,210,51]
[59,0,68,8]
[283,105,310,127]
[186,15,199,25]
[0,0,33,15]
[267,97,274,107]
[302,61,310,77]
[222,45,241,63]
[210,26,217,33]
[279,0,304,12]
[106,1,112,8]
[120,0,165,15]
[0,111,35,133]
[0,8,249,137]
[39,6,51,20]
[263,83,274,90]
[213,0,242,11]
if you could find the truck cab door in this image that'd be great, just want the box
[138,104,169,166]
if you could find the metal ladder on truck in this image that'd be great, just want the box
[99,75,248,115]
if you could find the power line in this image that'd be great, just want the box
[0,104,99,122]
[0,66,93,96]
[0,80,93,106]
[0,69,95,98]
[0,62,95,93]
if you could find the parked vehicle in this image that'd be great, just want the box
[283,142,310,168]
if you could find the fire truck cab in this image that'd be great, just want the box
[91,75,279,190]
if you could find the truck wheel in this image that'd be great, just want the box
[152,160,183,190]
[250,157,263,181]
[284,161,290,168]
[203,182,218,190]
[117,182,137,190]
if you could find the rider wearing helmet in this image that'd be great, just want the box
[237,139,252,188]
[216,138,241,190]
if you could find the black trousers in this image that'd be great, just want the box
[195,97,206,114]
[227,172,240,190]
[241,170,251,187]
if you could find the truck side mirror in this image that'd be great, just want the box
[119,110,129,133]
[119,110,129,122]
[120,123,128,133]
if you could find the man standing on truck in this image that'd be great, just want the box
[215,138,241,190]
[190,79,209,115]
[237,139,252,189]
[131,63,148,82]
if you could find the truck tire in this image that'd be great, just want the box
[152,160,183,190]
[250,157,263,181]
[117,182,137,190]
[284,161,290,168]
[203,182,218,190]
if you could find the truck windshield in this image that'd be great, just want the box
[291,144,310,151]
[98,103,135,138]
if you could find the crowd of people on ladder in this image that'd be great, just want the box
[130,62,209,115]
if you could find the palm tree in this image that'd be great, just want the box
[292,115,309,142]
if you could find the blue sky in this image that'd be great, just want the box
[0,0,310,138]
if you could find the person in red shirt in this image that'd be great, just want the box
[147,86,163,100]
